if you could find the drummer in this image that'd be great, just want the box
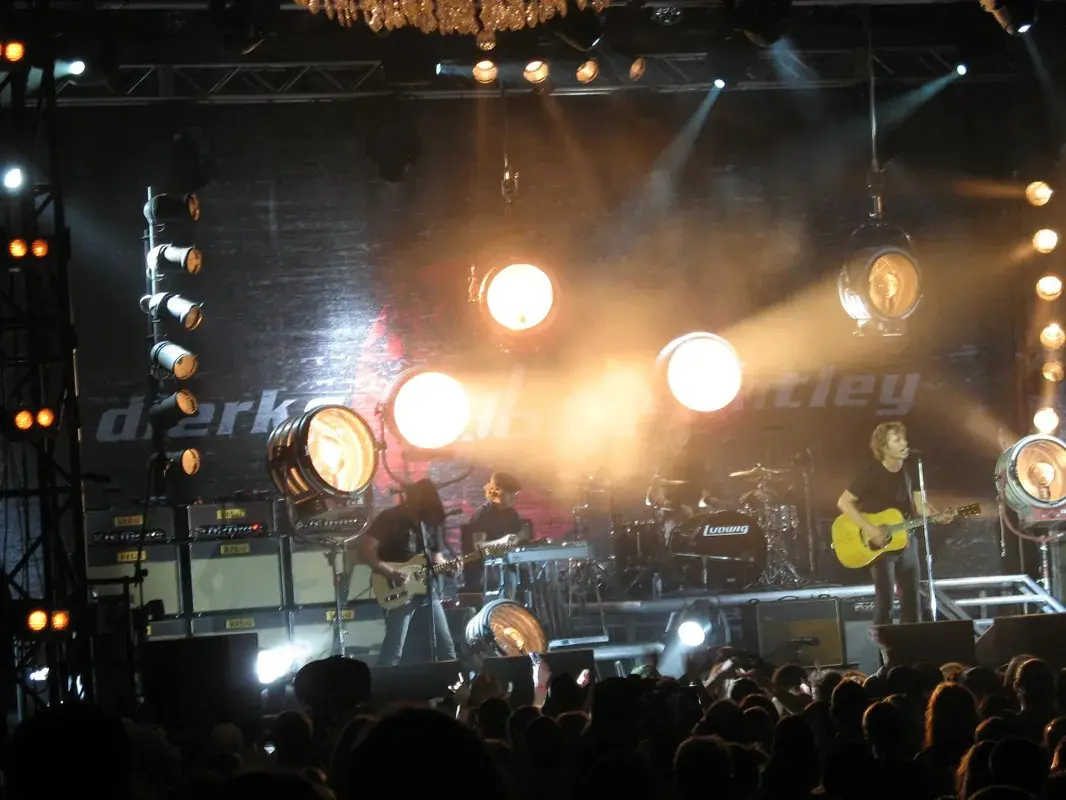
[647,429,715,539]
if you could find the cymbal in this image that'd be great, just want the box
[651,477,690,486]
[728,465,790,479]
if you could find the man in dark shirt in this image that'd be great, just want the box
[837,421,933,628]
[357,479,458,666]
[466,472,527,599]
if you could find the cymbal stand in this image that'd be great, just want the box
[319,534,362,657]
[753,475,803,588]
[800,461,817,576]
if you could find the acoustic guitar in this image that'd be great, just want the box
[370,540,517,611]
[831,503,981,569]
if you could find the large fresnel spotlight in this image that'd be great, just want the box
[838,237,922,335]
[267,405,378,515]
[995,434,1066,523]
[657,332,743,413]
[381,368,472,451]
[465,599,548,657]
[477,262,558,337]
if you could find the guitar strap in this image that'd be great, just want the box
[902,466,917,517]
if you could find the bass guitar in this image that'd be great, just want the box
[831,503,981,569]
[371,539,518,611]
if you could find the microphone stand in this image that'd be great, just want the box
[418,520,438,662]
[916,456,937,621]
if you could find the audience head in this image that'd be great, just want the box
[674,735,732,800]
[1014,658,1056,710]
[925,681,978,753]
[989,736,1049,794]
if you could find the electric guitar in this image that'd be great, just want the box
[831,503,981,569]
[371,540,518,611]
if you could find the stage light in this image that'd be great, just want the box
[472,60,498,84]
[1037,275,1062,300]
[267,405,378,507]
[141,292,203,331]
[69,60,86,75]
[3,167,23,191]
[149,389,199,429]
[523,60,550,84]
[576,59,599,84]
[1041,323,1065,350]
[956,63,968,76]
[1044,362,1064,382]
[26,610,47,632]
[51,611,70,631]
[147,244,202,275]
[677,619,707,647]
[257,645,305,684]
[1033,229,1059,254]
[838,240,923,332]
[714,78,726,89]
[995,434,1066,523]
[36,408,55,428]
[145,192,200,223]
[657,332,743,413]
[151,341,198,380]
[3,42,25,62]
[980,0,1037,35]
[630,57,646,81]
[1027,181,1053,207]
[12,410,32,431]
[31,239,48,257]
[478,262,557,334]
[166,447,201,476]
[8,239,26,258]
[465,599,548,657]
[1035,407,1060,434]
[382,368,471,451]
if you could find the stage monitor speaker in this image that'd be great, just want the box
[975,614,1066,670]
[756,600,844,667]
[875,620,976,669]
[369,660,463,705]
[141,633,260,734]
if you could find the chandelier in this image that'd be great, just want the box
[295,0,610,39]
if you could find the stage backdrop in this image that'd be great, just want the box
[57,85,1048,578]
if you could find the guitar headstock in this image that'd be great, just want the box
[950,503,982,520]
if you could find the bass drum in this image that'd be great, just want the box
[669,511,767,590]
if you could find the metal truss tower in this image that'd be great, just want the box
[1,2,90,709]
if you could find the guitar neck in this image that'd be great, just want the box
[887,514,946,534]
[426,550,491,576]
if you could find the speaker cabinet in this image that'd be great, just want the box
[975,614,1066,670]
[190,610,289,653]
[291,605,385,663]
[756,600,844,667]
[875,620,976,668]
[188,538,283,613]
[87,542,182,616]
[838,596,883,674]
[141,634,260,733]
[289,539,373,606]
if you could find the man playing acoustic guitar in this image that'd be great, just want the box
[836,421,939,629]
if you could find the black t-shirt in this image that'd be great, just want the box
[467,502,522,541]
[848,461,915,516]
[366,504,443,563]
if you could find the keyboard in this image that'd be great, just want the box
[503,541,590,564]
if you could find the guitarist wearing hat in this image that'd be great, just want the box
[466,472,529,600]
[836,421,938,629]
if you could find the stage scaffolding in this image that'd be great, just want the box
[0,3,91,709]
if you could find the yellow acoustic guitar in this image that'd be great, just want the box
[831,504,981,569]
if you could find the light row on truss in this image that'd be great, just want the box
[452,55,651,87]
[1029,180,1062,435]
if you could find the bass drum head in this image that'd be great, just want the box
[671,511,767,589]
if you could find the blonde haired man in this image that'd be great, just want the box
[837,422,933,628]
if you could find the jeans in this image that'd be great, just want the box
[871,540,922,627]
[377,596,457,667]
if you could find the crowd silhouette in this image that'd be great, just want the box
[4,648,1066,800]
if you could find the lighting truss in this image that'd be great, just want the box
[0,29,90,708]
[48,46,1023,106]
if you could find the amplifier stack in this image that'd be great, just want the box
[84,500,385,662]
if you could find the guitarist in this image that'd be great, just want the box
[466,472,528,600]
[357,479,458,667]
[836,421,936,629]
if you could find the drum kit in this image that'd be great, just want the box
[608,462,809,597]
